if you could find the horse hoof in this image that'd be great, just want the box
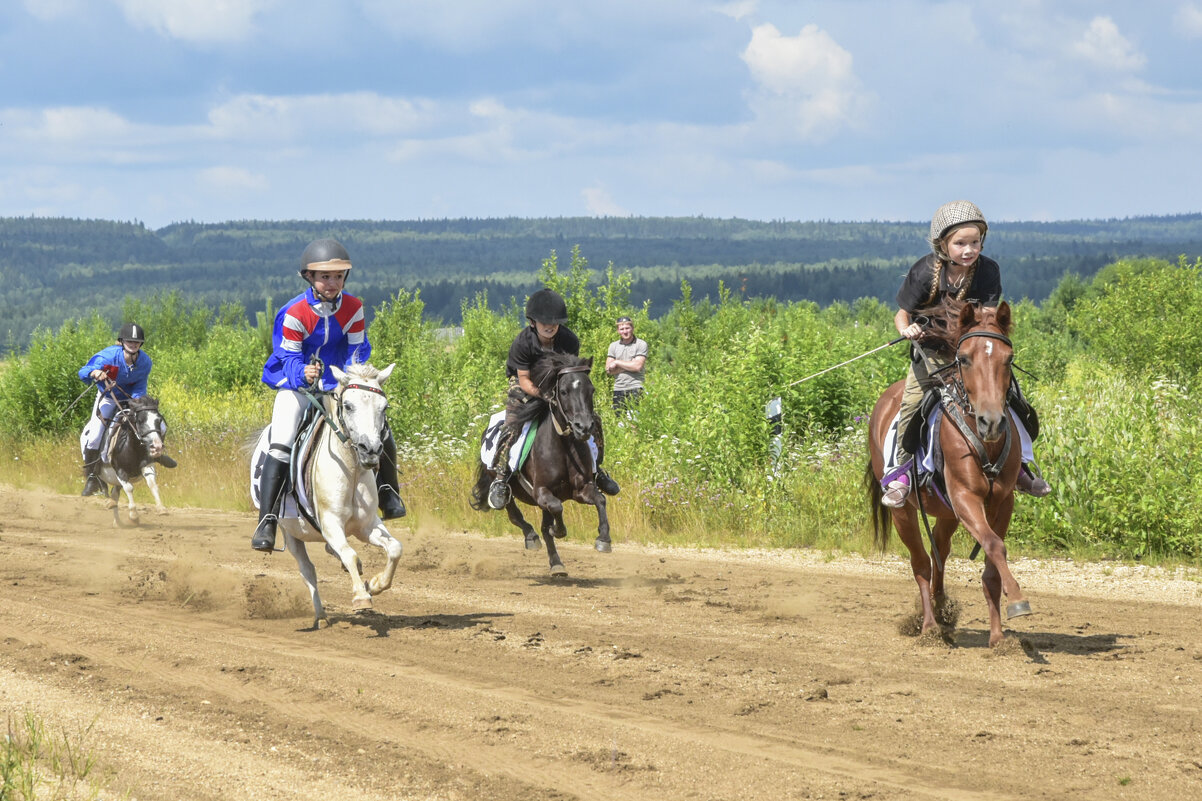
[594,539,612,553]
[315,617,330,630]
[524,533,542,551]
[550,564,568,577]
[351,596,373,611]
[155,507,168,516]
[1006,600,1032,619]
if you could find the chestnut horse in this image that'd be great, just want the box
[470,352,612,576]
[866,300,1031,647]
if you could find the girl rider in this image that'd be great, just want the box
[487,288,620,510]
[251,238,405,553]
[882,200,1051,508]
[78,322,157,496]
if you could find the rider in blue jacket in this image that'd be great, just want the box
[78,322,155,496]
[251,238,406,553]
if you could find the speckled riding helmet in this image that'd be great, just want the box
[929,200,988,255]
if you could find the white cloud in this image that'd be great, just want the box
[715,0,757,21]
[1174,3,1202,38]
[114,0,278,44]
[740,23,870,141]
[198,166,268,193]
[582,186,631,216]
[1072,16,1145,71]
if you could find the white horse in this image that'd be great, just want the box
[252,362,403,628]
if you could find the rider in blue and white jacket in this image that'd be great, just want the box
[78,322,153,496]
[251,238,406,553]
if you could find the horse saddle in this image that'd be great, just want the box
[251,404,326,530]
[479,411,538,472]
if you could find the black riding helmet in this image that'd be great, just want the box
[299,238,353,277]
[118,323,146,343]
[525,288,568,325]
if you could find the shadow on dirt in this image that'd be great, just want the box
[954,627,1126,662]
[309,610,512,637]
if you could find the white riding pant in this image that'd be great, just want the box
[80,393,119,455]
[267,389,308,463]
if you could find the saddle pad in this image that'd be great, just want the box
[479,411,535,471]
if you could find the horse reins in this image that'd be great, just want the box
[540,365,596,480]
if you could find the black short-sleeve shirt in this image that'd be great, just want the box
[505,325,581,378]
[895,254,1002,315]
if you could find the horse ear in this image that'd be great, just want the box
[996,301,1012,334]
[329,365,348,386]
[958,302,977,329]
[584,356,593,368]
[377,363,396,384]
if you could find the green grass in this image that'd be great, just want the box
[2,710,120,801]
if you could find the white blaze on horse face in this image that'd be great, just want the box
[985,340,993,357]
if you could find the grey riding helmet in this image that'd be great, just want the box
[929,200,988,253]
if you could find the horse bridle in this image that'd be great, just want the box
[113,406,164,451]
[541,365,592,437]
[935,330,1015,485]
[302,381,387,446]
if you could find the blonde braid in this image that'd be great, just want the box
[925,258,943,305]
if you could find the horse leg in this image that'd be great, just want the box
[140,464,167,514]
[930,517,959,628]
[535,489,568,576]
[283,534,327,628]
[363,520,404,596]
[574,483,611,553]
[504,500,540,550]
[322,521,372,611]
[958,499,1028,645]
[892,507,939,636]
[106,483,122,527]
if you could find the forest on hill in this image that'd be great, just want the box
[4,213,1202,350]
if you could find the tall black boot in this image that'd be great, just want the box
[81,448,105,496]
[376,428,406,519]
[487,430,515,510]
[252,456,289,552]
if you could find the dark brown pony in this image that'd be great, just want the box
[866,300,1030,647]
[471,352,612,576]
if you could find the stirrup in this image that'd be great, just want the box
[594,469,620,496]
[487,477,511,510]
[881,479,910,508]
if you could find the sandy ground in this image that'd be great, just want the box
[1,484,1201,800]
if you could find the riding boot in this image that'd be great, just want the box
[1016,463,1051,497]
[591,419,620,495]
[252,456,289,552]
[881,443,913,509]
[488,431,515,510]
[81,448,105,496]
[376,428,406,519]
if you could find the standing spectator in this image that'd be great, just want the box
[605,316,648,413]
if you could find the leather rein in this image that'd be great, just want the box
[540,365,593,437]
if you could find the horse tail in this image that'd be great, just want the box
[865,461,892,549]
[468,460,491,511]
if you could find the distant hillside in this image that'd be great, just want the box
[4,214,1201,350]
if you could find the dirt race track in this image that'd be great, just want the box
[1,485,1201,801]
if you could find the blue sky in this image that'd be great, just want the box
[3,0,1201,228]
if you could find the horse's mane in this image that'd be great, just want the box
[921,298,1011,353]
[128,396,159,412]
[529,352,590,392]
[345,361,382,382]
